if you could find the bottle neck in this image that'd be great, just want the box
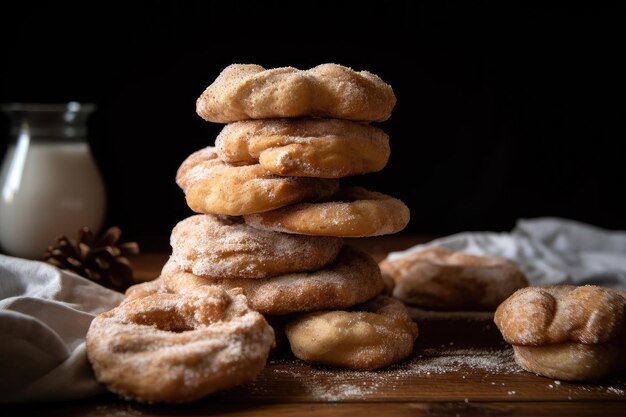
[2,102,95,144]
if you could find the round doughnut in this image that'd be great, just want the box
[285,295,418,370]
[162,246,385,316]
[176,146,339,216]
[86,286,275,403]
[243,187,410,237]
[494,285,626,381]
[196,63,396,123]
[215,119,390,178]
[380,247,529,311]
[170,214,343,279]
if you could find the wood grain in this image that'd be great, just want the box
[8,401,626,417]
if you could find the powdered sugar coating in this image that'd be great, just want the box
[175,146,220,191]
[244,187,410,237]
[162,246,384,315]
[380,246,529,311]
[124,276,168,302]
[86,286,275,403]
[170,214,342,279]
[176,146,339,216]
[196,63,396,123]
[215,118,390,178]
[495,285,626,345]
[286,295,418,370]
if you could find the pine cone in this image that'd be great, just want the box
[43,226,140,291]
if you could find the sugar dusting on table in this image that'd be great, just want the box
[249,347,626,402]
[260,347,521,401]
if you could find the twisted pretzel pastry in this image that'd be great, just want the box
[495,285,626,381]
[170,214,342,279]
[176,146,339,215]
[196,63,396,123]
[380,247,528,311]
[244,187,410,237]
[86,286,275,403]
[162,246,384,316]
[285,295,418,370]
[215,119,390,178]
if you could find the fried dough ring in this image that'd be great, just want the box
[215,119,390,178]
[494,285,626,381]
[86,286,275,403]
[170,214,343,279]
[285,295,418,370]
[380,247,529,311]
[244,187,410,237]
[196,63,396,123]
[176,146,339,216]
[162,246,384,316]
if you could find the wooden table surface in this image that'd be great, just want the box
[10,236,626,416]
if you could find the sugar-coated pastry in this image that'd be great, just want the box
[177,146,338,216]
[86,287,275,403]
[215,118,390,178]
[285,295,418,370]
[380,247,528,311]
[196,63,396,123]
[170,214,342,279]
[162,246,384,316]
[494,285,626,381]
[244,187,410,237]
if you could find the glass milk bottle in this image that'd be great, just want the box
[0,102,106,259]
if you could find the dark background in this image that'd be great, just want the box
[1,1,624,246]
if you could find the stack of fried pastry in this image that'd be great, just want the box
[165,63,417,371]
[86,64,417,403]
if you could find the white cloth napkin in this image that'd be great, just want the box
[387,217,626,289]
[0,255,123,403]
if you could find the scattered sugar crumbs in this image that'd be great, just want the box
[546,380,625,399]
[94,404,144,417]
[259,347,522,401]
[246,351,626,402]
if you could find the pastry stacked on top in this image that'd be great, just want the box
[168,63,416,370]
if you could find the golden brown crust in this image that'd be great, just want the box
[285,295,418,370]
[380,247,528,311]
[176,146,339,215]
[196,63,396,123]
[86,287,275,403]
[162,246,384,316]
[244,187,410,237]
[124,277,167,302]
[511,341,626,381]
[170,214,343,279]
[215,119,390,178]
[494,285,626,346]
